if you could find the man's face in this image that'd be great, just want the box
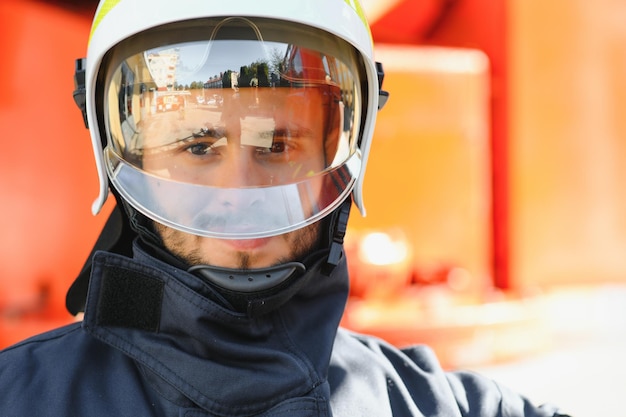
[141,87,329,269]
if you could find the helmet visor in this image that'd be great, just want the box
[101,17,364,238]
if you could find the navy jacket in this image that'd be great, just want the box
[0,243,565,416]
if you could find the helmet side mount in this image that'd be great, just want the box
[322,197,352,276]
[73,57,88,128]
[376,61,389,110]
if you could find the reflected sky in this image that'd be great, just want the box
[145,40,284,87]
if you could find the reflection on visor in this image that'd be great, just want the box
[102,17,363,238]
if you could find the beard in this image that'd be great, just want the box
[154,221,322,270]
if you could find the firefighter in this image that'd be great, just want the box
[0,1,569,415]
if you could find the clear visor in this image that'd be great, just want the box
[101,17,364,238]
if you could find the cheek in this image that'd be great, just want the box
[156,224,193,256]
[304,142,326,169]
[166,162,211,184]
[285,221,322,256]
[143,153,215,188]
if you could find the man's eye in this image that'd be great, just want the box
[256,140,286,155]
[186,143,213,156]
[270,141,286,153]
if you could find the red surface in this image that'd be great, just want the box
[0,0,109,347]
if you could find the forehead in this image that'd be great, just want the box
[252,86,326,106]
[260,87,327,123]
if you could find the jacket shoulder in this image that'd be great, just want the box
[332,329,564,417]
[0,322,93,391]
[0,322,148,416]
[1,321,83,352]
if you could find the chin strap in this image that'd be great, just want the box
[188,262,306,293]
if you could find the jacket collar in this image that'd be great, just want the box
[82,242,349,415]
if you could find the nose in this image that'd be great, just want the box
[213,146,267,210]
[214,145,262,188]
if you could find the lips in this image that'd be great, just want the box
[224,237,271,250]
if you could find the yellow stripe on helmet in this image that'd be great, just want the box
[89,1,372,46]
[343,0,373,45]
[89,0,122,43]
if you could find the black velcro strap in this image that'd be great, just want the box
[67,203,135,315]
[97,264,164,332]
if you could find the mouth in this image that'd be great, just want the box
[191,210,290,239]
[224,237,272,250]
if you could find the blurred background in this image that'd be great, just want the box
[2,0,626,414]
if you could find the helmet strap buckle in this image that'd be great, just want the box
[323,198,352,276]
[376,61,390,110]
[73,58,88,128]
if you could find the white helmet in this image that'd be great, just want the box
[77,0,388,240]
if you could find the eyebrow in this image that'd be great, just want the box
[272,126,315,138]
[140,124,316,157]
[141,128,225,156]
